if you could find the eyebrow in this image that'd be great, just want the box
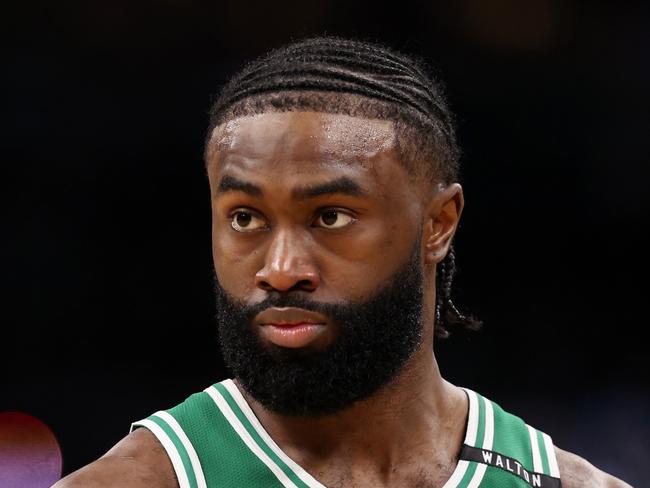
[216,175,365,199]
[217,175,263,197]
[292,177,365,199]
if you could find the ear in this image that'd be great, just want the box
[423,183,464,265]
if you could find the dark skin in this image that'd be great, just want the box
[54,112,630,488]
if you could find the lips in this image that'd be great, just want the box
[254,307,329,348]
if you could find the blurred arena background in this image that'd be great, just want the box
[2,1,648,485]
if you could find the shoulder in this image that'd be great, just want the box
[52,428,178,488]
[556,446,632,488]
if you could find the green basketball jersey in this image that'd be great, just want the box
[131,380,562,488]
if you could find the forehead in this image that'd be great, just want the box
[206,111,399,177]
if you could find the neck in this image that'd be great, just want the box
[236,342,468,482]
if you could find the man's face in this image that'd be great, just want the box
[206,112,428,415]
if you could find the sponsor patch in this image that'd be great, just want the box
[460,445,561,488]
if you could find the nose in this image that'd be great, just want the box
[255,229,320,293]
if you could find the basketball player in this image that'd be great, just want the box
[54,38,631,488]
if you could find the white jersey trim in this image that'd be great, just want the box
[221,380,327,488]
[527,424,544,473]
[132,418,191,488]
[464,389,480,446]
[466,396,495,488]
[467,463,488,488]
[441,459,471,488]
[482,398,495,451]
[204,385,300,488]
[542,432,561,478]
[154,411,208,488]
[441,388,479,488]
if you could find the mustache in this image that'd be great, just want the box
[214,283,346,319]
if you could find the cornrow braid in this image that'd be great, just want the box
[207,36,481,338]
[435,246,482,339]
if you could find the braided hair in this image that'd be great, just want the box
[206,36,481,338]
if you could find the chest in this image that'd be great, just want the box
[310,460,457,488]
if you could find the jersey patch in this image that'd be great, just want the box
[460,445,561,488]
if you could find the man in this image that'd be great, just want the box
[54,37,630,488]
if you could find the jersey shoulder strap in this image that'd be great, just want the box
[131,379,325,488]
[444,388,562,488]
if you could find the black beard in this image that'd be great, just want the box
[215,244,424,417]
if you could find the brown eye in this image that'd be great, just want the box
[236,212,251,227]
[315,209,354,229]
[322,210,338,226]
[231,210,266,232]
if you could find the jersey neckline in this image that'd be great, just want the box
[211,379,483,488]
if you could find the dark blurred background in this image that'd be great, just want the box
[3,0,648,485]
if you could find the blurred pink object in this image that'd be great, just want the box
[0,412,62,488]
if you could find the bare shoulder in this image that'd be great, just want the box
[556,446,633,488]
[52,428,178,488]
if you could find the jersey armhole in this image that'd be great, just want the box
[131,418,193,488]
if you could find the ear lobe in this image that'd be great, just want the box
[423,183,464,265]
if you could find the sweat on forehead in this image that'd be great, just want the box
[203,90,455,184]
[204,96,446,184]
[206,112,398,169]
